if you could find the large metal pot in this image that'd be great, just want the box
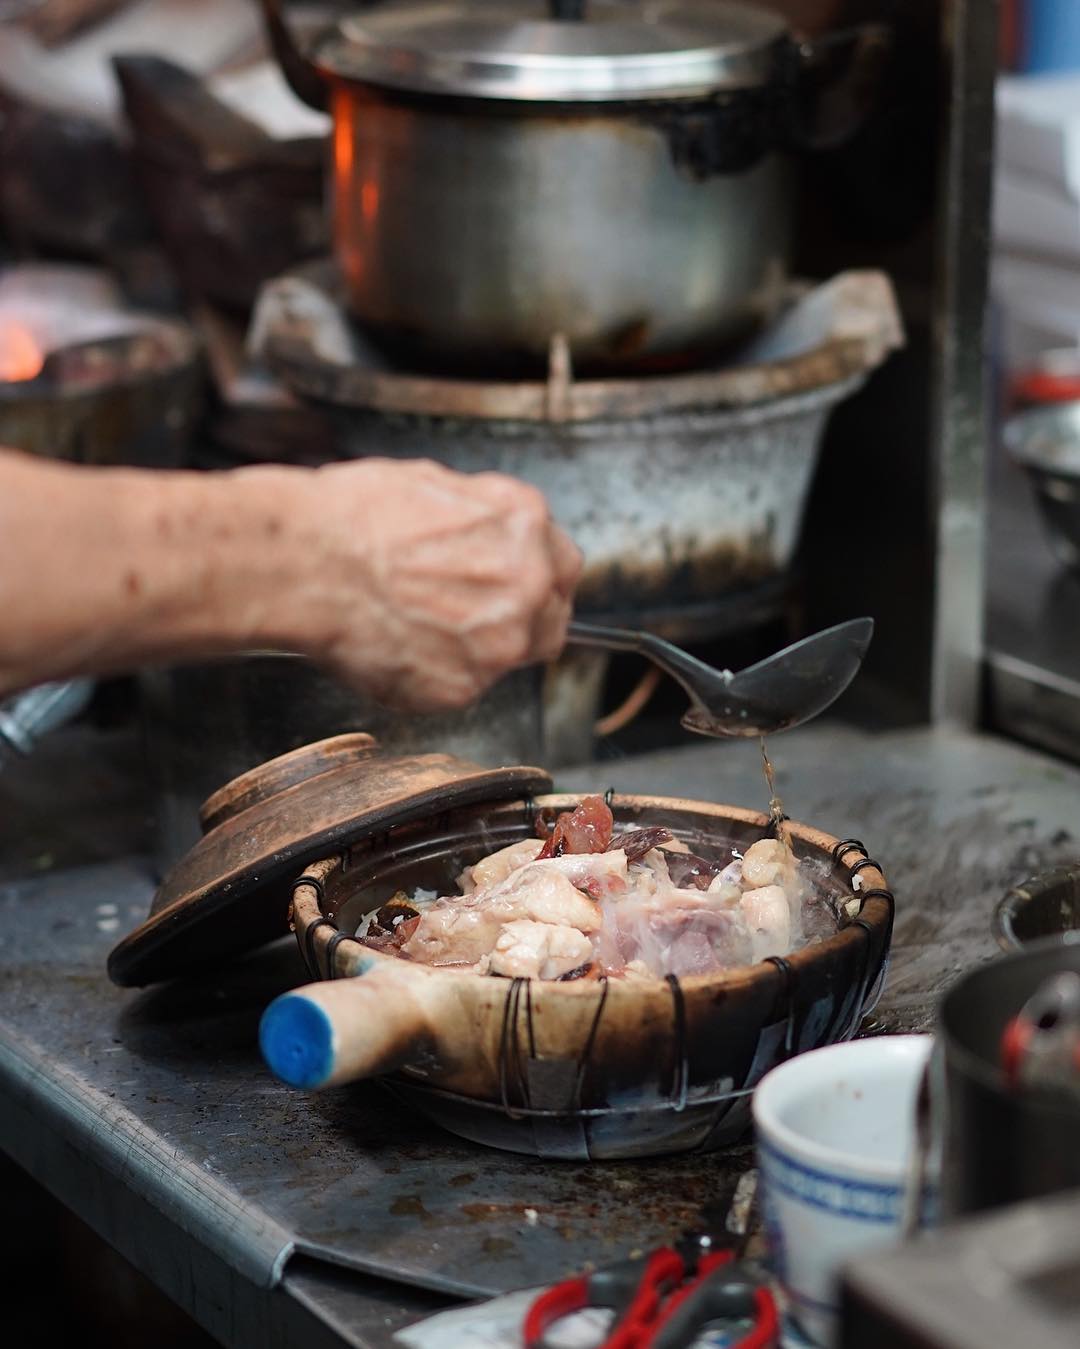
[258,0,886,374]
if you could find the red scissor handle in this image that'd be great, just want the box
[523,1249,685,1349]
[647,1251,780,1349]
[603,1249,686,1349]
[742,1288,781,1349]
[523,1275,589,1348]
[523,1246,779,1349]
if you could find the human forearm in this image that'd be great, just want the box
[0,450,323,695]
[0,451,581,709]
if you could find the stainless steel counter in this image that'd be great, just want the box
[2,721,1079,1348]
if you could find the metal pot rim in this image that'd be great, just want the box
[314,0,790,104]
[993,866,1080,952]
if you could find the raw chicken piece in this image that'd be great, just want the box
[542,849,628,898]
[489,920,593,979]
[712,859,743,888]
[461,841,626,898]
[740,884,791,963]
[460,838,544,893]
[402,863,600,967]
[503,864,603,929]
[741,839,798,892]
[399,898,508,967]
[652,903,747,976]
[593,889,747,977]
[666,927,724,977]
[626,848,672,901]
[384,810,822,980]
[706,877,742,906]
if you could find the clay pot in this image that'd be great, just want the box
[265,794,892,1159]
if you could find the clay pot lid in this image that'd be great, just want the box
[108,732,552,988]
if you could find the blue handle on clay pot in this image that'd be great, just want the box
[260,970,441,1090]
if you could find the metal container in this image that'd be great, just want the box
[252,265,903,621]
[995,864,1080,950]
[0,263,203,466]
[940,939,1080,1218]
[0,336,202,467]
[1005,400,1080,569]
[257,0,886,373]
[334,379,864,615]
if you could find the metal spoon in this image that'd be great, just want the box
[567,617,874,738]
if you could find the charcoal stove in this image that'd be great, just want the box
[0,262,202,464]
[237,262,903,631]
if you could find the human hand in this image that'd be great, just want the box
[294,458,582,711]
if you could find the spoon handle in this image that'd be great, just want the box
[566,620,714,696]
[566,620,648,656]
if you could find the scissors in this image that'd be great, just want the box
[523,1176,778,1349]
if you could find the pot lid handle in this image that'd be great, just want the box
[198,732,379,832]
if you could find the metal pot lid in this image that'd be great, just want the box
[107,732,552,988]
[313,0,791,102]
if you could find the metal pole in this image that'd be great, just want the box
[929,0,998,723]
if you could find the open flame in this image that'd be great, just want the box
[0,321,45,382]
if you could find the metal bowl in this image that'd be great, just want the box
[276,797,893,1160]
[994,864,1080,950]
[1005,400,1080,569]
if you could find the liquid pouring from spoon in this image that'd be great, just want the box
[566,617,874,739]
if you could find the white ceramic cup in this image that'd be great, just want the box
[753,1034,934,1348]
